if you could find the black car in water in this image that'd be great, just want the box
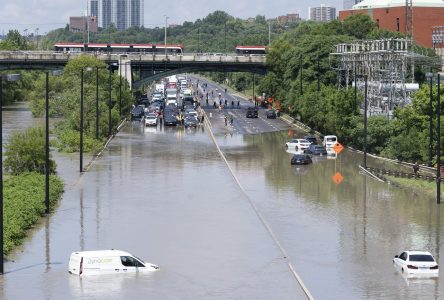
[290,154,313,165]
[266,109,277,119]
[131,106,145,120]
[246,107,258,118]
[164,114,177,126]
[184,116,197,128]
[304,144,328,156]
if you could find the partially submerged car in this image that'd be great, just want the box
[393,250,439,277]
[68,250,159,276]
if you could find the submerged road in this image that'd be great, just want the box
[2,79,444,299]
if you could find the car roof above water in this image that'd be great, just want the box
[71,249,131,257]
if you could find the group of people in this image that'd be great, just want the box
[224,114,234,126]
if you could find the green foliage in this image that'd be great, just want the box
[3,173,64,254]
[4,127,57,175]
[29,56,132,152]
[40,11,295,53]
[342,14,377,39]
[0,30,34,50]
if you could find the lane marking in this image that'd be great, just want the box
[203,115,314,300]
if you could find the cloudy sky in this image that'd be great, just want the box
[0,0,344,35]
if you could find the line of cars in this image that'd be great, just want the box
[245,107,278,119]
[286,135,337,165]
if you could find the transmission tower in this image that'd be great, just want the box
[330,38,412,116]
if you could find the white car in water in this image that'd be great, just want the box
[393,250,439,277]
[144,113,158,126]
[285,139,311,151]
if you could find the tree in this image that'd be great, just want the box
[4,127,57,175]
[342,14,377,40]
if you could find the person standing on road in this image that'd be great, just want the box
[237,100,240,108]
[230,115,233,126]
[231,100,234,107]
[225,88,227,94]
[224,115,228,126]
[224,98,227,106]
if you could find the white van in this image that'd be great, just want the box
[323,135,338,149]
[68,250,159,276]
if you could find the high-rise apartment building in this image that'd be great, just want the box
[94,0,143,30]
[309,5,336,22]
[90,0,99,17]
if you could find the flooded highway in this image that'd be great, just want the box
[2,103,444,299]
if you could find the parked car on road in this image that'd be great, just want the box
[266,109,277,119]
[285,139,311,151]
[393,250,439,277]
[304,144,328,156]
[246,107,258,118]
[290,154,313,165]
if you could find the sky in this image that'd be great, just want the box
[0,0,344,36]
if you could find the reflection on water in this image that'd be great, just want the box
[218,130,444,299]
[3,105,444,298]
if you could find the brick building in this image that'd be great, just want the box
[277,13,301,24]
[339,0,444,48]
[69,16,98,33]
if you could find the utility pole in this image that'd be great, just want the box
[268,22,271,46]
[437,73,441,204]
[164,15,168,56]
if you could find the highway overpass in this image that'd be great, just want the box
[0,51,267,89]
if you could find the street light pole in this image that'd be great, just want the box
[165,15,168,56]
[268,22,271,46]
[45,72,50,213]
[300,54,303,96]
[109,64,112,137]
[119,64,122,117]
[317,59,320,92]
[96,66,99,140]
[427,71,434,167]
[80,69,84,173]
[0,75,3,275]
[437,73,441,204]
[354,62,357,111]
[364,75,368,169]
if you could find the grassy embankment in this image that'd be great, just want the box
[385,175,436,200]
[3,173,64,254]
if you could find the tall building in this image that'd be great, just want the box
[96,0,143,30]
[309,5,337,22]
[90,0,99,17]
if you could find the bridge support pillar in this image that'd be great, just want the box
[119,59,132,89]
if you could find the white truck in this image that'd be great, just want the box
[68,249,159,276]
[155,84,165,94]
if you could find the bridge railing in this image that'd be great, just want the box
[0,51,266,64]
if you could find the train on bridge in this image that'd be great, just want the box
[54,42,267,56]
[54,42,184,55]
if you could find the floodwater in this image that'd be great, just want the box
[2,104,444,299]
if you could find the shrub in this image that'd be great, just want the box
[4,127,57,175]
[3,173,64,254]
